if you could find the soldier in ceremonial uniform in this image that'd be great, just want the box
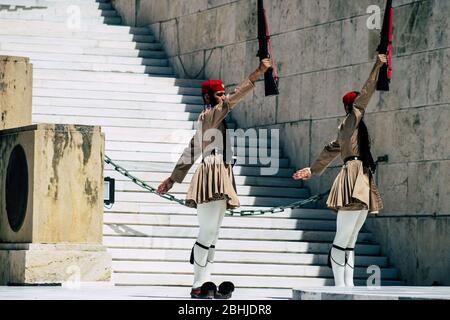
[293,54,387,287]
[158,58,271,298]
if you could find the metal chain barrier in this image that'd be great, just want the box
[105,155,330,217]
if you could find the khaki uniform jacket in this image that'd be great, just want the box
[310,61,384,214]
[170,78,255,209]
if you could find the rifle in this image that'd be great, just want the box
[256,0,279,96]
[376,0,394,91]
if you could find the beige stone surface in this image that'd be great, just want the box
[0,124,105,244]
[0,244,111,285]
[0,56,32,130]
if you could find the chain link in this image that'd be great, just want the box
[105,155,330,216]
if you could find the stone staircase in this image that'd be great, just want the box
[0,0,402,298]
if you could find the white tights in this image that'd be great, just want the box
[192,199,227,288]
[330,209,369,287]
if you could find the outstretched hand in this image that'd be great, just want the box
[292,168,312,181]
[157,177,174,194]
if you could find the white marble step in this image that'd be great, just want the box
[0,13,122,24]
[0,43,165,58]
[111,181,303,198]
[103,203,332,220]
[105,171,302,189]
[111,273,402,288]
[104,142,272,157]
[101,128,274,146]
[33,80,200,95]
[108,248,387,272]
[34,69,203,88]
[29,61,172,74]
[102,151,288,168]
[111,261,397,279]
[112,192,309,208]
[0,19,151,35]
[34,97,203,113]
[0,30,153,41]
[33,114,236,131]
[34,106,201,121]
[104,213,333,231]
[4,51,166,67]
[0,0,111,8]
[105,161,294,177]
[103,236,381,255]
[0,35,158,49]
[34,88,200,103]
[103,224,373,243]
[30,61,170,74]
[33,69,203,86]
[0,7,118,19]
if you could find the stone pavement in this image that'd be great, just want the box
[293,286,450,300]
[1,285,449,300]
[0,284,288,300]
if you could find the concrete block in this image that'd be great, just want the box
[0,124,104,244]
[0,56,32,130]
[0,244,111,285]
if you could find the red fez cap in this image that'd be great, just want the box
[342,91,359,106]
[201,80,225,94]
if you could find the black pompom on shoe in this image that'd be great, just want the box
[191,282,217,299]
[214,281,235,299]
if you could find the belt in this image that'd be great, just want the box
[202,148,224,163]
[344,156,361,165]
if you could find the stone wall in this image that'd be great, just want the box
[111,0,450,285]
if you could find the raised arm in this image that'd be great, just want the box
[211,58,271,126]
[352,54,387,126]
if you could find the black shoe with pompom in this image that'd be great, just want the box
[190,282,217,299]
[214,281,235,299]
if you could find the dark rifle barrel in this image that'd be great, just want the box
[257,0,279,96]
[377,0,393,91]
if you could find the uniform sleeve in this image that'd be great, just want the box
[352,62,383,127]
[210,78,255,127]
[310,139,341,176]
[169,125,202,184]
